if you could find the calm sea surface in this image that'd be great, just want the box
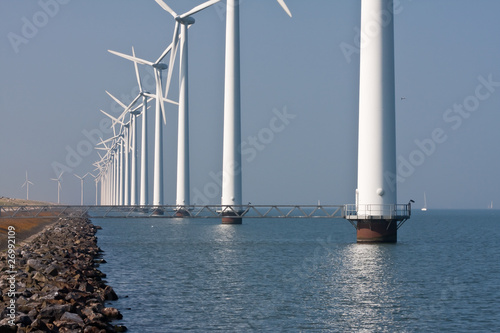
[92,210,500,332]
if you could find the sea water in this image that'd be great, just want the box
[92,210,500,332]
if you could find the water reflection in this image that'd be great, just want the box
[335,243,400,331]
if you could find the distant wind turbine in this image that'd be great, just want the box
[107,62,152,206]
[131,48,150,207]
[88,172,98,205]
[108,45,178,207]
[21,171,34,200]
[51,172,63,204]
[74,173,90,205]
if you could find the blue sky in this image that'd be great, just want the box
[1,0,499,209]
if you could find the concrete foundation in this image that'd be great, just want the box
[356,219,397,243]
[152,208,164,216]
[221,211,243,224]
[175,209,190,217]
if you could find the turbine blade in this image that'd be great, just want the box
[180,0,221,19]
[122,94,142,117]
[143,93,178,106]
[155,0,177,17]
[108,50,154,67]
[97,137,109,149]
[132,47,143,92]
[165,21,180,99]
[276,0,292,17]
[100,110,125,126]
[155,42,173,64]
[106,91,127,109]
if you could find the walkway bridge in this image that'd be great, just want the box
[0,204,412,229]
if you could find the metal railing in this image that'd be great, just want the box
[343,204,411,220]
[0,204,346,220]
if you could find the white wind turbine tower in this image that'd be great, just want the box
[220,0,292,223]
[346,0,406,243]
[51,172,63,204]
[131,48,151,207]
[74,173,90,205]
[22,171,34,201]
[155,0,222,211]
[88,172,99,205]
[109,45,178,208]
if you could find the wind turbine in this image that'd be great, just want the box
[220,0,292,223]
[100,108,128,205]
[51,172,63,204]
[21,171,34,200]
[109,49,153,206]
[87,172,99,205]
[74,173,90,205]
[132,48,150,207]
[351,0,401,242]
[96,117,123,205]
[155,0,221,210]
[108,45,177,208]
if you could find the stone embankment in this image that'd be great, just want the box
[0,217,126,332]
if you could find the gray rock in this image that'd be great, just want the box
[60,312,84,325]
[79,282,95,293]
[103,286,118,301]
[39,303,72,319]
[45,265,59,277]
[32,272,47,283]
[27,259,43,272]
[102,307,122,320]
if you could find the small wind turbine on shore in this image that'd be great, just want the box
[51,172,63,204]
[88,173,98,205]
[21,171,34,200]
[74,173,91,205]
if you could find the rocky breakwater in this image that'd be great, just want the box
[0,217,126,332]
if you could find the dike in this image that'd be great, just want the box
[0,217,126,332]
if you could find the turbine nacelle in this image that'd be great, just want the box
[153,63,168,71]
[176,16,195,25]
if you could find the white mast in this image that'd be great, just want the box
[140,97,149,206]
[221,0,243,212]
[176,22,191,208]
[357,0,397,216]
[153,69,164,207]
[130,114,139,205]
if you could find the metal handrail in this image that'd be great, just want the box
[343,204,411,219]
[1,204,346,219]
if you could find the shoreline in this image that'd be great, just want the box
[0,216,126,332]
[0,218,60,252]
